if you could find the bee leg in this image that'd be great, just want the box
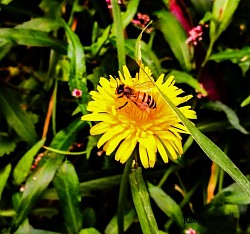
[117,102,128,110]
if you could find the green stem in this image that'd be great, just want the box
[117,155,133,234]
[130,167,159,234]
[111,0,126,70]
[201,38,215,67]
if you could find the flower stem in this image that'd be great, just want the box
[117,155,133,234]
[129,167,159,234]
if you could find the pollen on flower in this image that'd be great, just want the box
[81,65,196,168]
[72,88,82,98]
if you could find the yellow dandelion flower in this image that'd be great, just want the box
[81,65,196,168]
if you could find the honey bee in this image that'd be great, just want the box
[115,81,156,111]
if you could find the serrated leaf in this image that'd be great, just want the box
[0,134,17,156]
[0,28,67,54]
[13,138,46,185]
[169,70,207,95]
[129,167,159,234]
[155,10,194,71]
[53,160,82,233]
[11,119,85,233]
[148,182,184,228]
[0,164,11,199]
[0,86,38,145]
[204,101,248,134]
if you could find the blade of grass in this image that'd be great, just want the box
[111,0,126,70]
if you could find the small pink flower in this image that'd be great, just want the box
[185,228,197,234]
[186,25,204,46]
[72,88,82,98]
[131,13,153,32]
[106,0,123,9]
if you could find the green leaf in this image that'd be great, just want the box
[0,28,67,54]
[169,70,207,95]
[0,41,13,60]
[210,0,241,42]
[0,164,11,199]
[154,84,250,199]
[0,86,38,145]
[209,47,250,62]
[53,160,82,233]
[241,94,250,107]
[122,0,140,29]
[148,182,184,228]
[16,17,62,32]
[105,208,136,234]
[203,101,248,134]
[79,228,101,234]
[155,10,194,71]
[59,18,88,114]
[11,119,85,233]
[129,167,159,234]
[211,176,250,205]
[86,136,98,159]
[13,138,46,185]
[0,134,17,156]
[111,0,126,70]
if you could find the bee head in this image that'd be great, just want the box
[116,84,125,94]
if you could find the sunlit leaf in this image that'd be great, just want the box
[169,70,207,95]
[0,28,67,54]
[79,228,101,234]
[155,10,194,71]
[53,160,82,233]
[0,164,11,199]
[13,138,46,185]
[0,134,17,156]
[0,86,38,145]
[241,94,250,107]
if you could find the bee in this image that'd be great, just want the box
[115,81,156,111]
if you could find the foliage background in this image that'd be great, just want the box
[0,0,250,233]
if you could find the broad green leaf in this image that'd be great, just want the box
[241,94,250,107]
[129,167,159,234]
[0,164,11,199]
[155,10,194,71]
[0,86,38,145]
[0,134,17,156]
[210,0,241,42]
[111,0,126,70]
[59,18,89,114]
[169,70,207,95]
[209,47,250,63]
[154,85,250,199]
[0,28,67,54]
[105,208,136,234]
[11,119,85,233]
[79,228,101,234]
[16,18,62,32]
[13,139,46,185]
[211,176,250,205]
[0,41,12,60]
[203,101,248,134]
[53,160,82,234]
[148,182,184,228]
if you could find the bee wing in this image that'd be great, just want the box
[132,81,155,92]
